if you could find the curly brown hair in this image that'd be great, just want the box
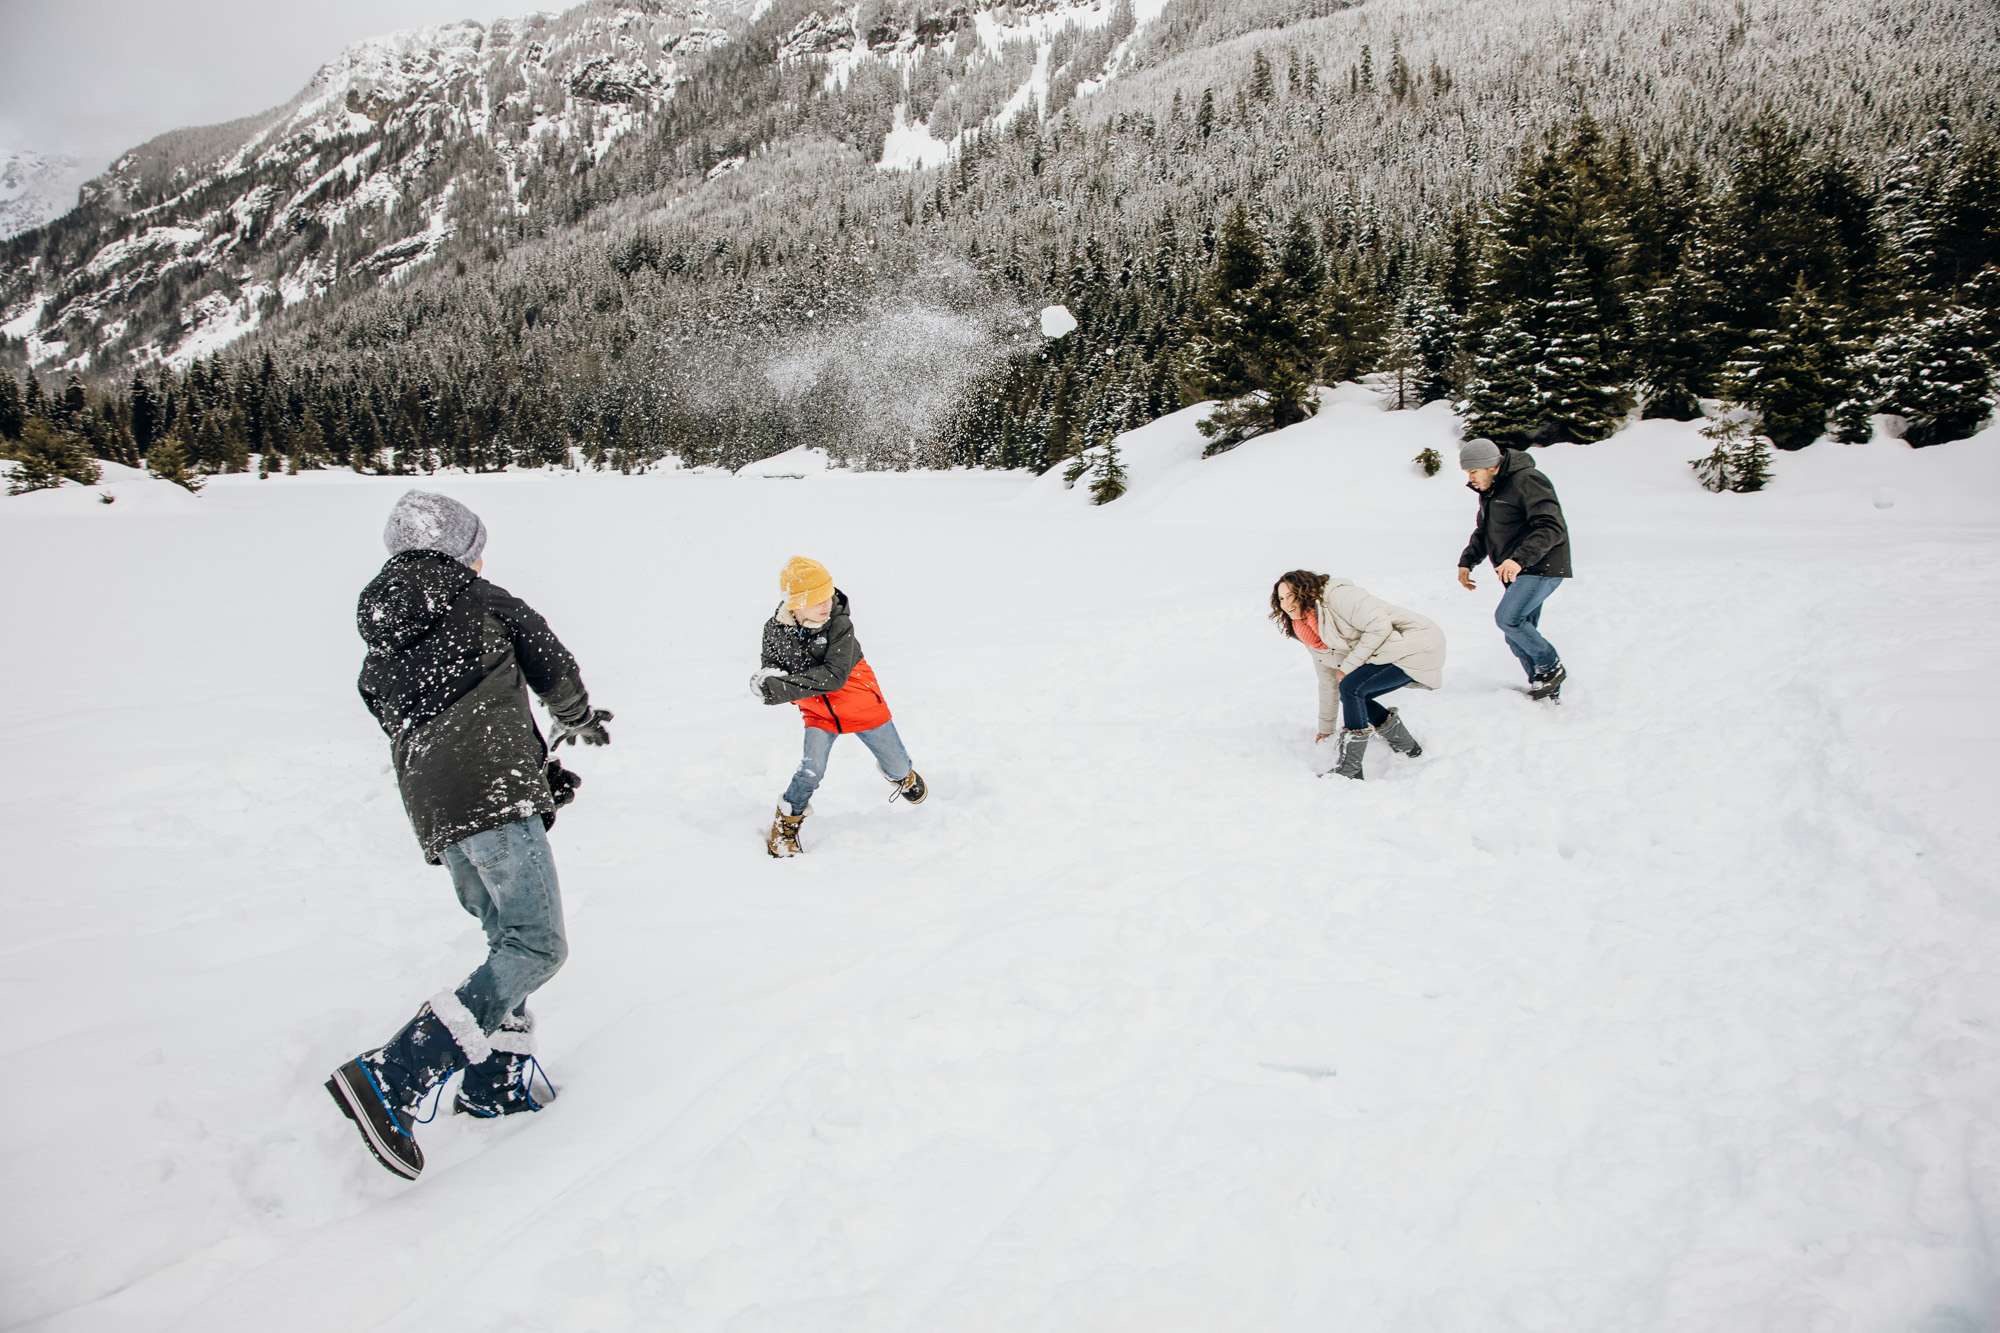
[1270,570,1330,639]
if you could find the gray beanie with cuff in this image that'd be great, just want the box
[1458,437,1503,471]
[383,490,488,567]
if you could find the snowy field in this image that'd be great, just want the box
[6,396,2000,1332]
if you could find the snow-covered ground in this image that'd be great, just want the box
[5,399,2000,1331]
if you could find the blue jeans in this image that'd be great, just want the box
[1340,663,1414,731]
[442,817,568,1033]
[783,720,912,816]
[1495,574,1564,680]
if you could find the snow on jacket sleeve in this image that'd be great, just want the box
[479,581,591,725]
[1503,467,1568,571]
[761,611,863,703]
[1325,584,1397,677]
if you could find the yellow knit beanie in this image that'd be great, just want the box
[780,556,835,610]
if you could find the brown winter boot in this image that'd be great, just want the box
[886,769,928,804]
[766,804,808,857]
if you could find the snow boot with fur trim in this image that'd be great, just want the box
[326,992,484,1179]
[887,769,928,804]
[767,804,808,857]
[1326,728,1371,780]
[1377,708,1422,757]
[454,1008,555,1117]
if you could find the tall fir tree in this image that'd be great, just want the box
[1722,280,1841,451]
[1180,205,1327,454]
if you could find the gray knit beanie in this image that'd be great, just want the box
[1458,437,1503,471]
[383,490,488,567]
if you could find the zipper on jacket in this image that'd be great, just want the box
[823,694,845,733]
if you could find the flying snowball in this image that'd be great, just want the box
[1040,305,1077,338]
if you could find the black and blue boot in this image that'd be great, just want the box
[454,1008,557,1118]
[326,991,485,1179]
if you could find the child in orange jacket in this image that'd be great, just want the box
[751,557,925,856]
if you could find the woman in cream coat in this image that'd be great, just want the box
[1271,569,1446,780]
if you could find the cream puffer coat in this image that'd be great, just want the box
[1302,579,1447,734]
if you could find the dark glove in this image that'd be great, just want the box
[554,708,613,747]
[542,759,582,831]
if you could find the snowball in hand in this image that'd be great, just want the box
[1040,305,1078,338]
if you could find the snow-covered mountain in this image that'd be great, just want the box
[1,0,1153,374]
[0,150,97,242]
[0,1,766,369]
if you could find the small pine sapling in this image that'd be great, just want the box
[1690,409,1773,493]
[1415,447,1442,476]
[1088,441,1127,504]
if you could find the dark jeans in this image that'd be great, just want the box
[1340,663,1414,731]
[1495,574,1564,680]
[441,816,568,1032]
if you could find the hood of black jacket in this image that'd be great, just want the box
[358,550,478,655]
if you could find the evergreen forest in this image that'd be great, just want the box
[3,0,1997,494]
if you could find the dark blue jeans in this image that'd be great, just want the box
[1340,663,1414,731]
[1495,574,1564,680]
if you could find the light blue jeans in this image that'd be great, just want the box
[1495,574,1564,680]
[441,817,568,1033]
[783,721,912,816]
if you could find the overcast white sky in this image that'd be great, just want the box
[0,0,551,168]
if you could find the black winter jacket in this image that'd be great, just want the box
[758,590,863,703]
[1459,449,1574,578]
[357,550,593,863]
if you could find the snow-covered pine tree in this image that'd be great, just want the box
[1318,257,1389,385]
[1088,440,1127,504]
[1531,255,1633,442]
[1180,204,1325,454]
[1872,309,1996,447]
[0,373,24,442]
[1723,279,1841,451]
[145,432,202,492]
[6,417,100,494]
[1380,308,1420,409]
[1460,316,1544,448]
[1404,282,1467,404]
[1631,235,1726,419]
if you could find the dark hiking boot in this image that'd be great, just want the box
[1529,663,1567,701]
[327,1058,424,1179]
[1377,708,1422,757]
[1326,728,1371,780]
[767,804,808,857]
[326,996,480,1179]
[455,1009,556,1117]
[887,769,928,804]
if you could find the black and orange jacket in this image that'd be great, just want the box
[757,589,893,733]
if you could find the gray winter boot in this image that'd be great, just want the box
[1327,728,1371,780]
[1377,707,1422,757]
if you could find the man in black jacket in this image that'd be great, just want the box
[1455,438,1573,700]
[327,490,611,1180]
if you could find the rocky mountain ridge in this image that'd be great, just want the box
[1,0,773,371]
